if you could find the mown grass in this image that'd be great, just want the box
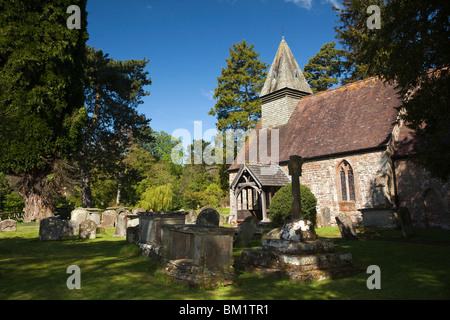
[0,222,449,300]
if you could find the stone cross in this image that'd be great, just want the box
[288,155,304,220]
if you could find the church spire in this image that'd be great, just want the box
[260,39,312,129]
[260,38,312,97]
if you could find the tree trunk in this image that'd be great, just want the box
[80,165,92,208]
[21,191,54,223]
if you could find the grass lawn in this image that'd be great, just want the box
[0,222,449,300]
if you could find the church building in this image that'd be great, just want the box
[228,38,450,229]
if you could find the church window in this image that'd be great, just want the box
[273,71,277,79]
[338,161,356,201]
[294,69,298,78]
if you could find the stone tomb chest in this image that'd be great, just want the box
[161,224,238,287]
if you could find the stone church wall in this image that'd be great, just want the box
[395,159,450,229]
[281,149,395,227]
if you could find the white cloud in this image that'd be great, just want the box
[284,0,313,10]
[325,0,342,9]
[201,89,214,101]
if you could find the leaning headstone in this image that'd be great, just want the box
[397,207,414,239]
[79,220,97,240]
[101,210,115,228]
[39,217,63,241]
[234,216,258,247]
[335,213,358,241]
[196,206,220,226]
[114,212,127,238]
[70,207,89,225]
[61,220,79,236]
[185,209,197,224]
[0,219,17,232]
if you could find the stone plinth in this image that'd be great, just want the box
[138,211,187,259]
[235,219,361,283]
[161,224,238,287]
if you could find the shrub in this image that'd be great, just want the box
[269,183,317,226]
[138,184,173,211]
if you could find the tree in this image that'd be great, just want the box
[78,47,152,207]
[209,40,269,132]
[303,41,345,93]
[0,1,88,222]
[334,0,450,179]
[269,183,317,226]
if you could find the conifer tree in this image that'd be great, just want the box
[303,41,345,93]
[209,40,269,132]
[0,1,88,222]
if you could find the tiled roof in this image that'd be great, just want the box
[229,76,403,171]
[230,163,291,189]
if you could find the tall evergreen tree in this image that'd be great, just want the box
[209,40,269,132]
[0,1,88,222]
[78,47,152,207]
[303,41,345,93]
[334,0,450,179]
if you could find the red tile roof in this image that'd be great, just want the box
[229,76,403,171]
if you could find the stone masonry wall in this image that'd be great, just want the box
[281,149,395,227]
[395,159,450,229]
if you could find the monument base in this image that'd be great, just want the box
[235,220,362,283]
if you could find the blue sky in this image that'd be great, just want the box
[86,0,342,141]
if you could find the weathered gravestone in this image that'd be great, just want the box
[62,220,79,236]
[185,209,197,224]
[0,219,17,232]
[39,217,63,241]
[79,220,97,240]
[89,213,101,226]
[234,215,259,247]
[397,206,414,239]
[100,210,115,228]
[196,206,220,226]
[335,213,358,241]
[126,226,140,244]
[70,208,89,225]
[114,212,127,238]
[319,207,331,227]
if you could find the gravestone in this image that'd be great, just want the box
[89,213,101,225]
[61,220,79,236]
[196,206,220,226]
[335,213,358,241]
[126,226,140,244]
[0,219,16,232]
[320,207,331,227]
[114,212,127,238]
[101,210,115,228]
[70,208,89,225]
[39,217,63,241]
[234,216,258,247]
[79,220,97,240]
[185,209,197,224]
[397,207,414,239]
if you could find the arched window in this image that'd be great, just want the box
[338,161,356,201]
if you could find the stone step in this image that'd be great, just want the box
[238,248,353,272]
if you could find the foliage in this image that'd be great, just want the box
[2,191,24,213]
[0,0,88,221]
[78,46,152,207]
[138,184,173,211]
[209,40,269,132]
[303,41,345,93]
[269,183,317,225]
